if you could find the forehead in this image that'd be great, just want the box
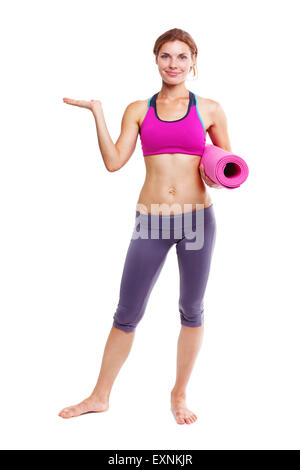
[159,40,190,54]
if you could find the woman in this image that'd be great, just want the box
[59,28,232,424]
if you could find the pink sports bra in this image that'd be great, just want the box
[139,90,206,157]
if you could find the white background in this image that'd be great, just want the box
[0,0,299,450]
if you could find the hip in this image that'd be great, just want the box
[136,194,213,215]
[137,178,213,215]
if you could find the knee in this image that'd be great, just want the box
[179,302,204,327]
[113,319,136,333]
[113,304,144,333]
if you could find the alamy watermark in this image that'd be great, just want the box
[131,203,206,251]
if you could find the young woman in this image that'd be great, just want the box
[59,28,231,424]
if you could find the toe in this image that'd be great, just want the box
[59,407,68,415]
[175,412,185,424]
[61,408,74,418]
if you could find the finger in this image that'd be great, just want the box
[63,98,85,107]
[201,165,208,180]
[201,169,209,184]
[207,177,216,186]
[63,97,75,103]
[62,98,78,105]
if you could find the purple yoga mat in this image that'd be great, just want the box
[200,144,249,189]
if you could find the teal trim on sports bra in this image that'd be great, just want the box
[138,97,151,135]
[194,94,206,133]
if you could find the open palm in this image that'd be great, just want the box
[62,97,102,113]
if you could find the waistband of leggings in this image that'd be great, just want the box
[135,204,214,220]
[134,204,214,232]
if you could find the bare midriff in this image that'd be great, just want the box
[136,152,213,215]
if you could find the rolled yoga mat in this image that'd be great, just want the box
[200,144,249,189]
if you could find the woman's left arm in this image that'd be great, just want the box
[199,101,232,188]
[207,101,232,152]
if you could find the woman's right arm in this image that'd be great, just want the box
[92,101,141,172]
[63,97,142,172]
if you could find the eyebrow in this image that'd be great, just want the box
[160,52,188,55]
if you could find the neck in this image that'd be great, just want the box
[158,83,189,100]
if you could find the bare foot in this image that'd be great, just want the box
[58,395,109,419]
[170,392,198,425]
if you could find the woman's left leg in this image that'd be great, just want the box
[171,325,204,424]
[171,204,217,424]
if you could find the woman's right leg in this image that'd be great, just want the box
[58,326,135,419]
[59,216,172,419]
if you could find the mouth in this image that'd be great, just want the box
[166,71,179,76]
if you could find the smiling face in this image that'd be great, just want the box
[155,40,196,82]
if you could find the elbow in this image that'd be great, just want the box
[106,150,121,172]
[105,159,120,172]
[107,165,120,172]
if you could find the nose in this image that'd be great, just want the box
[169,60,178,69]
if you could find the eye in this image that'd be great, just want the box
[161,54,187,59]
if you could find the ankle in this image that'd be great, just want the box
[91,390,110,402]
[171,388,186,400]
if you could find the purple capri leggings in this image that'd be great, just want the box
[113,204,217,332]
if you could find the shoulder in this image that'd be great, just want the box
[122,99,149,124]
[197,96,227,125]
[125,99,148,111]
[196,95,218,113]
[123,98,151,128]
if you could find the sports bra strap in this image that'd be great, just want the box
[194,94,205,132]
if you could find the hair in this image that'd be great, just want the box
[153,28,198,79]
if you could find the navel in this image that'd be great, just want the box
[167,186,176,195]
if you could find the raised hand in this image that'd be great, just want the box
[199,163,223,189]
[62,97,102,113]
